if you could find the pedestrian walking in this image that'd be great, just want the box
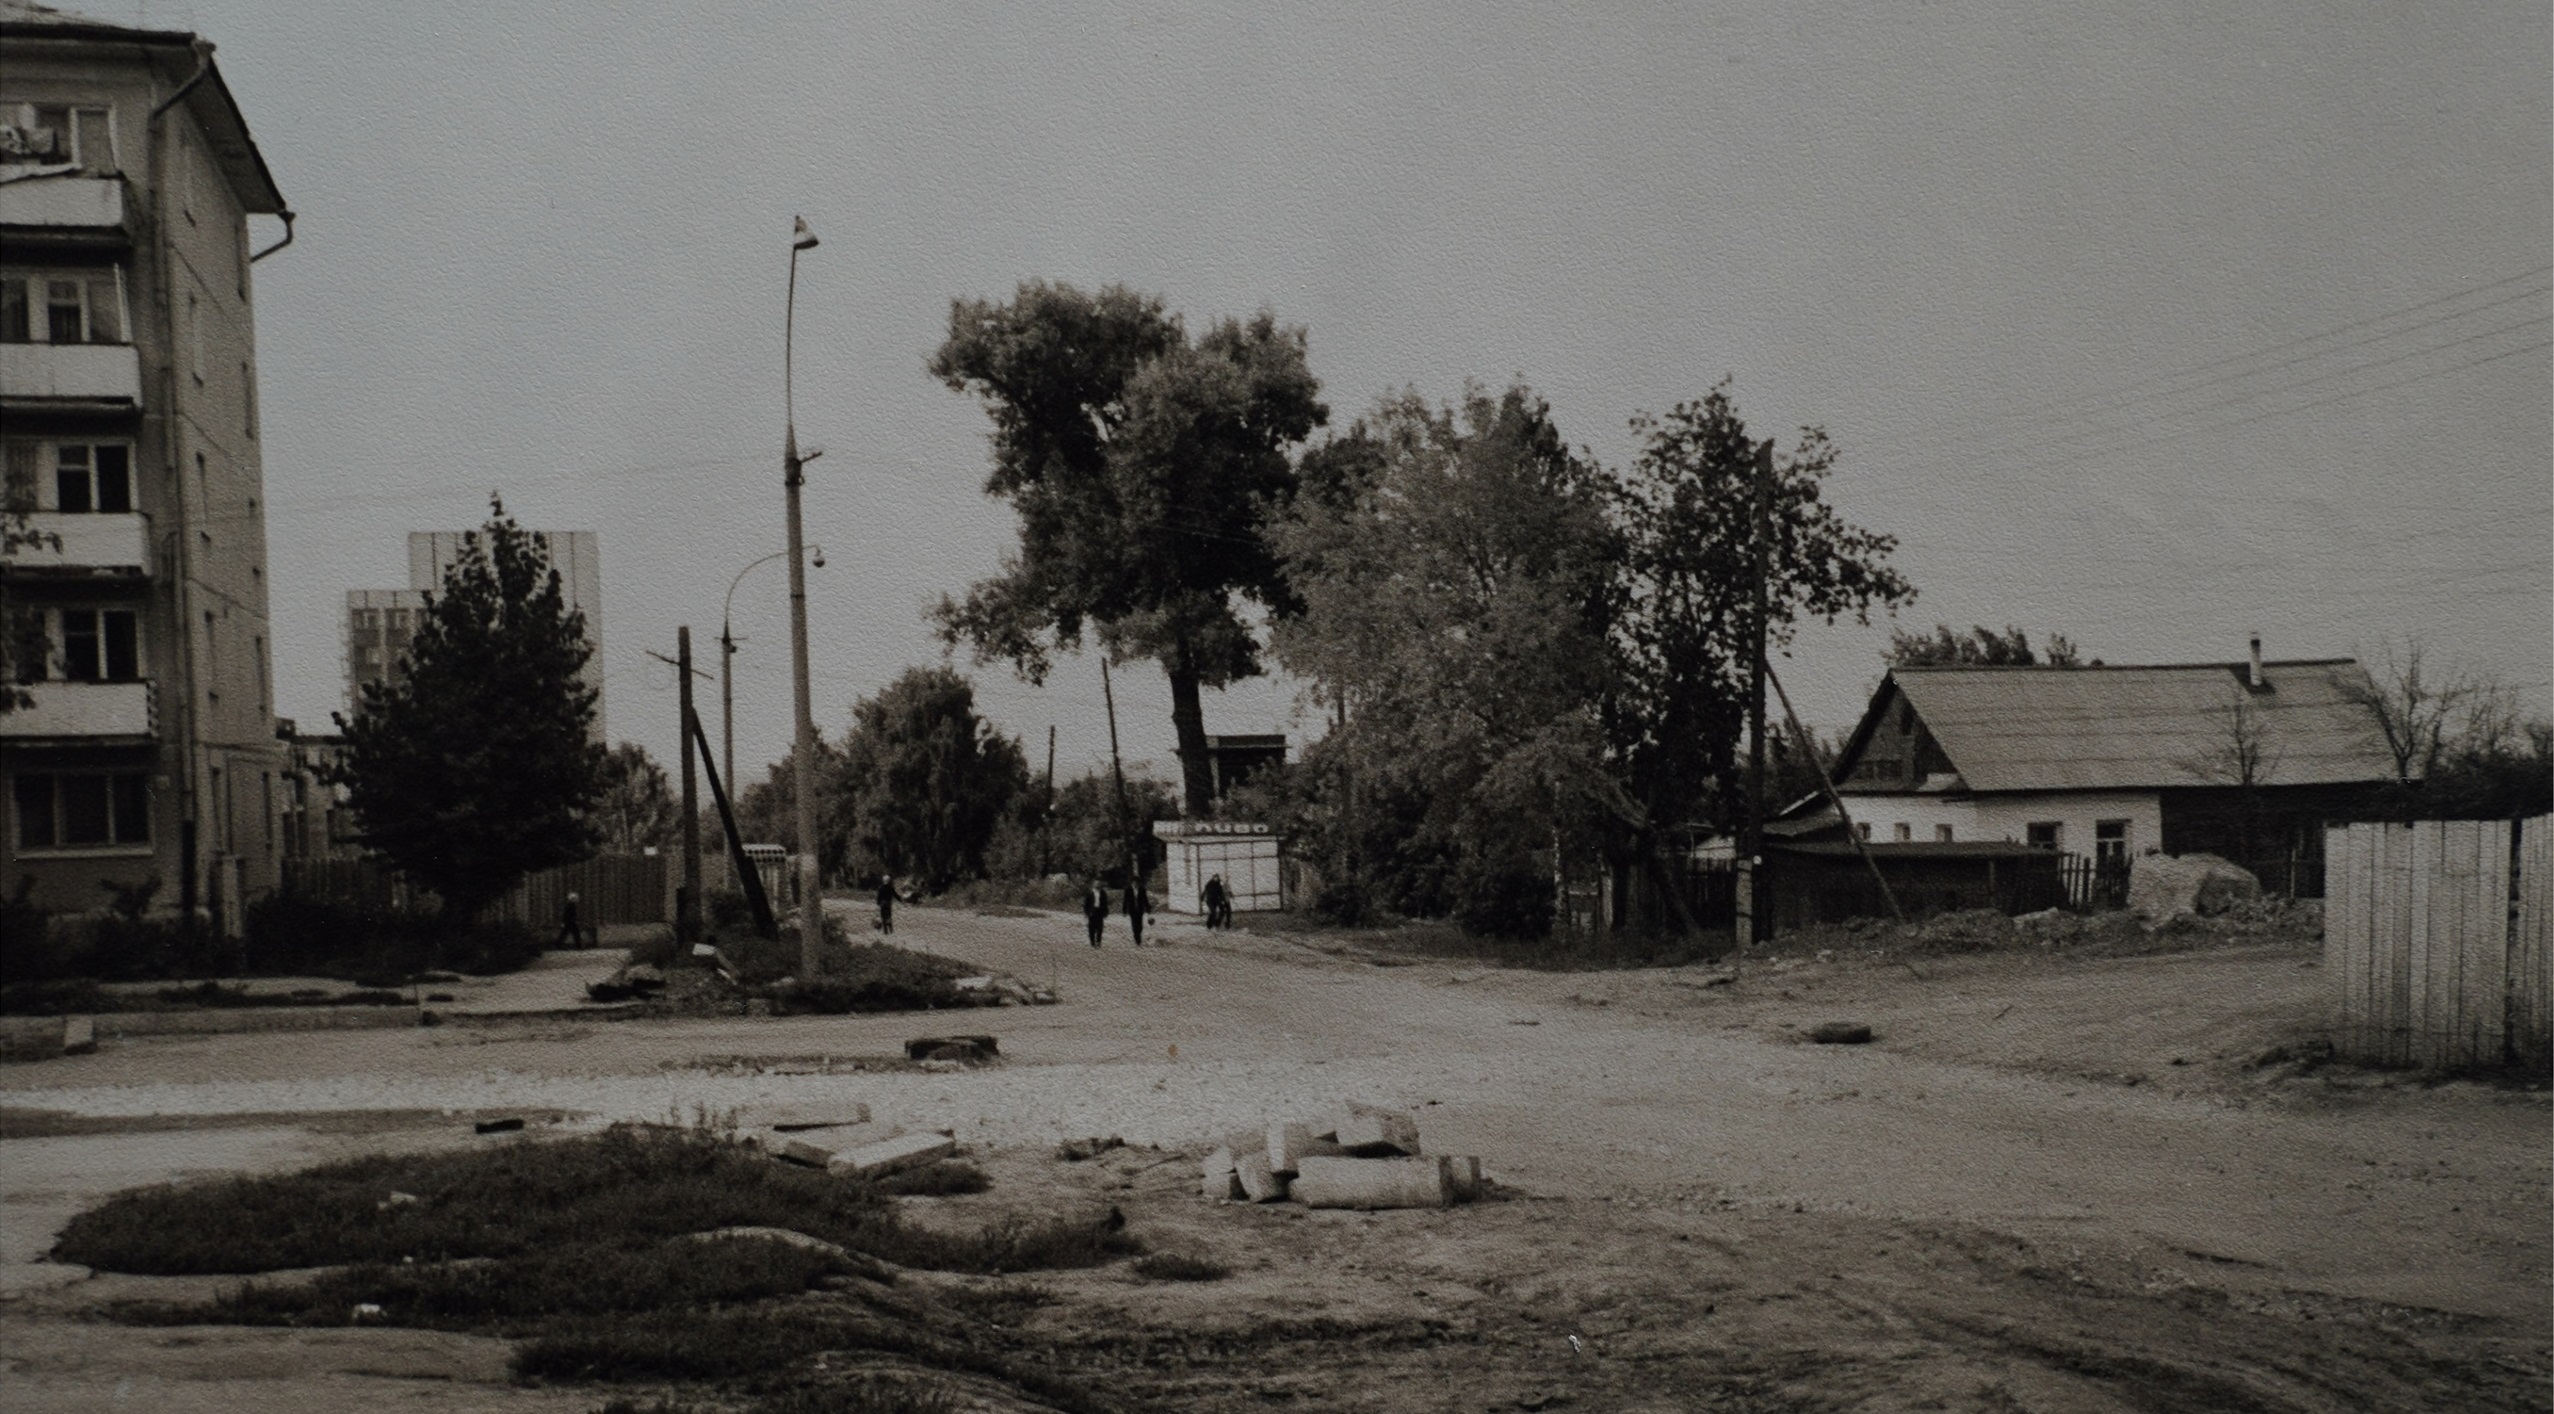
[1081,879,1109,948]
[1126,874,1150,947]
[874,876,895,936]
[1201,874,1229,931]
[553,891,586,950]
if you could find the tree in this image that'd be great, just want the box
[1037,771,1180,881]
[330,498,607,922]
[1886,623,2084,668]
[833,666,1031,892]
[1271,385,1623,932]
[594,743,680,853]
[2346,638,2483,785]
[1611,382,1915,839]
[929,280,1327,815]
[1,483,60,713]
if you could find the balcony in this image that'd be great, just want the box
[2,512,153,577]
[0,176,129,244]
[0,679,156,742]
[0,342,141,409]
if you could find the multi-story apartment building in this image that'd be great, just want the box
[1,1,292,931]
[346,530,605,737]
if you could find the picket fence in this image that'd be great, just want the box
[282,853,669,929]
[2324,816,2550,1070]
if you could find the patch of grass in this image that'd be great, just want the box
[935,1280,1054,1321]
[766,944,987,1015]
[1130,1251,1229,1282]
[128,1235,848,1332]
[1268,916,1729,972]
[54,1125,896,1275]
[871,1161,990,1197]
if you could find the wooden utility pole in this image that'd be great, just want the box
[1736,439,1773,952]
[1767,662,1904,926]
[1044,724,1057,809]
[677,627,702,942]
[1101,657,1134,888]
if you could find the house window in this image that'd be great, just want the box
[51,443,133,513]
[1935,824,1955,843]
[1855,822,1871,842]
[2095,820,2129,870]
[0,270,125,344]
[12,770,151,849]
[0,102,115,174]
[55,608,141,681]
[2026,822,2062,851]
[1892,822,1913,843]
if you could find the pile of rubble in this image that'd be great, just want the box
[742,1103,959,1180]
[1202,1104,1483,1210]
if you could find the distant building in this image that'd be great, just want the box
[343,528,603,738]
[1,1,294,927]
[1201,733,1286,800]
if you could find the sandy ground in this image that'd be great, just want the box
[0,905,2544,1412]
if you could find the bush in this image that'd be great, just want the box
[1131,1252,1229,1282]
[242,894,545,980]
[1452,857,1555,941]
[871,1161,990,1197]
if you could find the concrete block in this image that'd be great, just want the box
[1201,1147,1244,1200]
[774,1133,854,1167]
[1333,1105,1421,1156]
[1290,1155,1452,1210]
[1233,1149,1290,1203]
[59,1016,95,1055]
[831,1131,956,1179]
[764,1104,874,1132]
[1443,1156,1483,1202]
[1267,1120,1345,1176]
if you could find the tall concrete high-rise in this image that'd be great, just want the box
[343,529,604,739]
[1,1,295,930]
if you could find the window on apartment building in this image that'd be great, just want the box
[0,271,124,344]
[56,608,141,681]
[12,771,150,849]
[1892,822,1913,843]
[2095,820,2129,870]
[1855,821,1872,842]
[2026,822,2062,851]
[0,102,115,174]
[1935,824,1955,843]
[52,443,133,513]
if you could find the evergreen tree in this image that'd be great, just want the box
[331,498,606,922]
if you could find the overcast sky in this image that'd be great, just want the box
[152,0,2552,783]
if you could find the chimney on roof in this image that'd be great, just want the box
[2248,633,2264,689]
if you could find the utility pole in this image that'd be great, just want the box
[1043,724,1057,809]
[783,215,823,979]
[677,627,703,942]
[1101,656,1134,890]
[719,622,738,805]
[1736,438,1773,954]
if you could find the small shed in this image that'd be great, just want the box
[1153,820,1285,914]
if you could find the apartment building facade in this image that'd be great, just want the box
[1,1,292,929]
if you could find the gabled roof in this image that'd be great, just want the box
[1838,659,2400,794]
[1,0,288,215]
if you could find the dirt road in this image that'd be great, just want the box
[1,906,2544,1411]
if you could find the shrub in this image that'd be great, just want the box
[1452,857,1555,941]
[242,894,546,980]
[871,1161,990,1197]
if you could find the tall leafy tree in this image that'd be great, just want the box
[594,742,680,853]
[1612,382,1914,838]
[930,280,1327,815]
[331,499,606,922]
[1271,385,1623,933]
[834,666,1031,892]
[1887,623,2084,668]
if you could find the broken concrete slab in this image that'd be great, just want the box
[903,1034,999,1061]
[1233,1149,1290,1203]
[59,1016,94,1055]
[1267,1120,1345,1176]
[1334,1105,1422,1156]
[830,1131,957,1179]
[1810,1022,1874,1045]
[1291,1155,1452,1210]
[748,1102,874,1133]
[1201,1147,1245,1200]
[1444,1155,1484,1202]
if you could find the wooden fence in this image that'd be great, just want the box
[282,853,670,929]
[2325,816,2550,1070]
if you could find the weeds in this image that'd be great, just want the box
[872,1211,1141,1275]
[1131,1252,1230,1282]
[871,1161,990,1197]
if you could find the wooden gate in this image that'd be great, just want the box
[2325,817,2549,1070]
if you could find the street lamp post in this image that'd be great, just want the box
[784,214,824,979]
[720,543,823,803]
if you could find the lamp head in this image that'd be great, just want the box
[793,216,819,250]
[810,548,826,569]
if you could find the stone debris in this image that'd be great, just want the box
[2128,852,2262,921]
[0,1014,92,1062]
[904,1034,999,1063]
[1809,1022,1874,1045]
[830,1131,958,1179]
[1198,1107,1484,1212]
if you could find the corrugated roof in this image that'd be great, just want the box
[1884,660,2399,793]
[0,0,184,39]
